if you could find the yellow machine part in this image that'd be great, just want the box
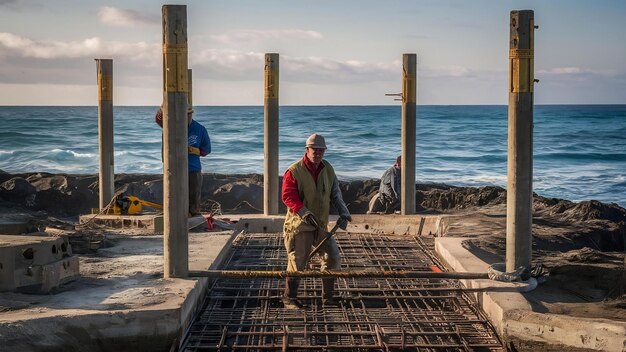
[112,195,163,215]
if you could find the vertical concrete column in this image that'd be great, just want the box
[401,53,417,215]
[188,69,193,108]
[506,10,535,272]
[95,59,114,210]
[264,53,279,215]
[162,5,189,278]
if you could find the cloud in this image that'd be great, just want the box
[433,65,470,77]
[209,29,323,44]
[191,50,487,84]
[0,32,159,62]
[538,67,586,75]
[98,6,158,28]
[282,56,398,83]
[191,48,399,83]
[0,33,524,94]
[0,0,18,7]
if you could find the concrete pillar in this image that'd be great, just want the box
[162,5,189,278]
[188,69,193,108]
[506,10,535,272]
[95,59,114,210]
[401,53,417,215]
[264,53,279,215]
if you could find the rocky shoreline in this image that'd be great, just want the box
[2,169,624,257]
[2,170,624,221]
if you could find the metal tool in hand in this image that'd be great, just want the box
[308,222,341,260]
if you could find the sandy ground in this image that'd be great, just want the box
[441,204,626,322]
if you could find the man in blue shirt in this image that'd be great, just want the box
[156,106,211,216]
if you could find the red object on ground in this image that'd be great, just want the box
[430,265,443,272]
[204,213,214,230]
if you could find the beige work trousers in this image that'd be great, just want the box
[284,227,341,272]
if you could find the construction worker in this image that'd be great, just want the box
[367,156,401,214]
[155,105,211,216]
[281,133,352,309]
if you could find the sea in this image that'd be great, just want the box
[0,105,625,207]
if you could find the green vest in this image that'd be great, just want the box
[283,159,335,234]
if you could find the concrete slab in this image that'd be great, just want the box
[0,230,237,351]
[436,237,626,351]
[78,214,164,232]
[350,214,442,235]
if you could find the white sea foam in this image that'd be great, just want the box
[50,149,95,158]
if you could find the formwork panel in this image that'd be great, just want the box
[183,232,504,351]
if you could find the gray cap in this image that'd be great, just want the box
[305,133,327,149]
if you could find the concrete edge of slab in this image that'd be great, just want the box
[435,237,626,352]
[178,229,241,347]
[0,230,240,351]
[228,214,444,237]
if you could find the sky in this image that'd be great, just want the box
[0,0,625,106]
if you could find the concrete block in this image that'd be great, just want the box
[79,214,164,232]
[351,214,441,235]
[0,234,79,293]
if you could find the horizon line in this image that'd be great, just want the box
[2,103,626,107]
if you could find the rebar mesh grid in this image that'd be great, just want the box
[182,232,505,351]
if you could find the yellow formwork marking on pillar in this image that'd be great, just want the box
[163,44,189,92]
[509,49,534,93]
[264,66,278,99]
[98,74,113,101]
[403,72,416,104]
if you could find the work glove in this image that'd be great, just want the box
[188,146,201,155]
[299,209,321,229]
[336,214,351,230]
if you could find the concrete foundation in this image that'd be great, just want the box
[2,215,624,351]
[0,230,236,351]
[0,234,79,293]
[79,214,164,232]
[436,237,626,351]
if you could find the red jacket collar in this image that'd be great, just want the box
[302,155,324,175]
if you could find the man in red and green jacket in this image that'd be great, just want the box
[281,133,351,309]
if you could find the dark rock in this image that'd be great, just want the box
[418,186,506,211]
[228,201,263,214]
[14,174,99,216]
[339,179,378,214]
[563,200,626,223]
[0,177,37,204]
[212,181,263,211]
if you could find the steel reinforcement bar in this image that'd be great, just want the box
[182,232,505,351]
[189,270,490,279]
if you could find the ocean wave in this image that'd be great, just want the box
[49,149,96,158]
[437,154,506,163]
[536,152,626,162]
